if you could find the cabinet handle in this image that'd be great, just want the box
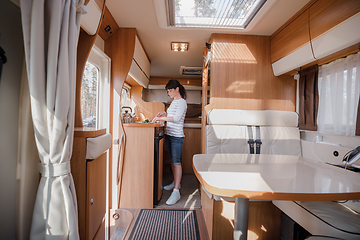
[90,198,94,205]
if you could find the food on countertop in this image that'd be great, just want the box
[142,119,150,123]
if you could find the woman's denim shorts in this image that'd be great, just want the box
[164,134,184,165]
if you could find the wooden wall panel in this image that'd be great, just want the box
[104,28,136,95]
[271,10,310,63]
[182,128,201,174]
[205,199,282,240]
[131,86,165,121]
[104,28,136,209]
[209,34,296,112]
[98,6,119,41]
[200,186,214,240]
[309,0,360,41]
[248,201,282,240]
[149,76,202,87]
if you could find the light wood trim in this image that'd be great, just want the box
[87,153,106,240]
[200,186,214,240]
[123,123,162,128]
[201,47,208,154]
[119,126,155,208]
[75,1,106,127]
[149,76,202,86]
[116,130,126,209]
[209,34,296,111]
[182,128,201,174]
[270,9,310,63]
[309,0,360,41]
[194,165,360,201]
[158,138,164,201]
[131,86,165,120]
[98,6,120,41]
[195,208,211,240]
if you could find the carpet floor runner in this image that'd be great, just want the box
[128,209,200,240]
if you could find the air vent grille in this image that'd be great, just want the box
[179,66,202,75]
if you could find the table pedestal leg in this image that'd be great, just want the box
[234,198,249,240]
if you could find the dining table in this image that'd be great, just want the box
[192,153,360,240]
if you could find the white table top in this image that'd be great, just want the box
[193,154,360,201]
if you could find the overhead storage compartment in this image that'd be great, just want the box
[272,43,315,76]
[271,0,360,76]
[80,0,103,35]
[127,36,151,88]
[311,12,360,60]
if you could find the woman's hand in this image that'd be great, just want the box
[152,116,160,122]
[156,111,166,117]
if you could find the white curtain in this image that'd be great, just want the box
[317,52,360,136]
[19,0,85,239]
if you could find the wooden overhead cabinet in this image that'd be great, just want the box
[270,0,360,70]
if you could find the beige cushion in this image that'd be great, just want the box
[298,201,360,235]
[207,109,298,127]
[273,200,360,240]
[86,133,112,159]
[206,125,301,156]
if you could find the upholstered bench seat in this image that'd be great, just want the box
[273,200,360,240]
[206,109,301,156]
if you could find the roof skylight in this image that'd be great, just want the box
[168,0,267,29]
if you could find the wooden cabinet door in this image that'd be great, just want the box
[271,9,310,63]
[309,0,360,41]
[87,153,106,240]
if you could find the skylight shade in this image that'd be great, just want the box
[168,0,267,29]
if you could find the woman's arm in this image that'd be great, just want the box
[152,116,174,122]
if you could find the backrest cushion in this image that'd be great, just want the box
[206,110,301,156]
[207,109,299,127]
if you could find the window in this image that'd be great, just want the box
[168,0,267,29]
[317,52,360,136]
[80,45,111,130]
[81,61,99,128]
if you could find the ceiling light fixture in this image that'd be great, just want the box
[171,42,188,52]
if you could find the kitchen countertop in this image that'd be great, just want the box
[184,123,201,128]
[123,122,164,128]
[123,122,200,128]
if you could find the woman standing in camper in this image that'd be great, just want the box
[153,79,187,205]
